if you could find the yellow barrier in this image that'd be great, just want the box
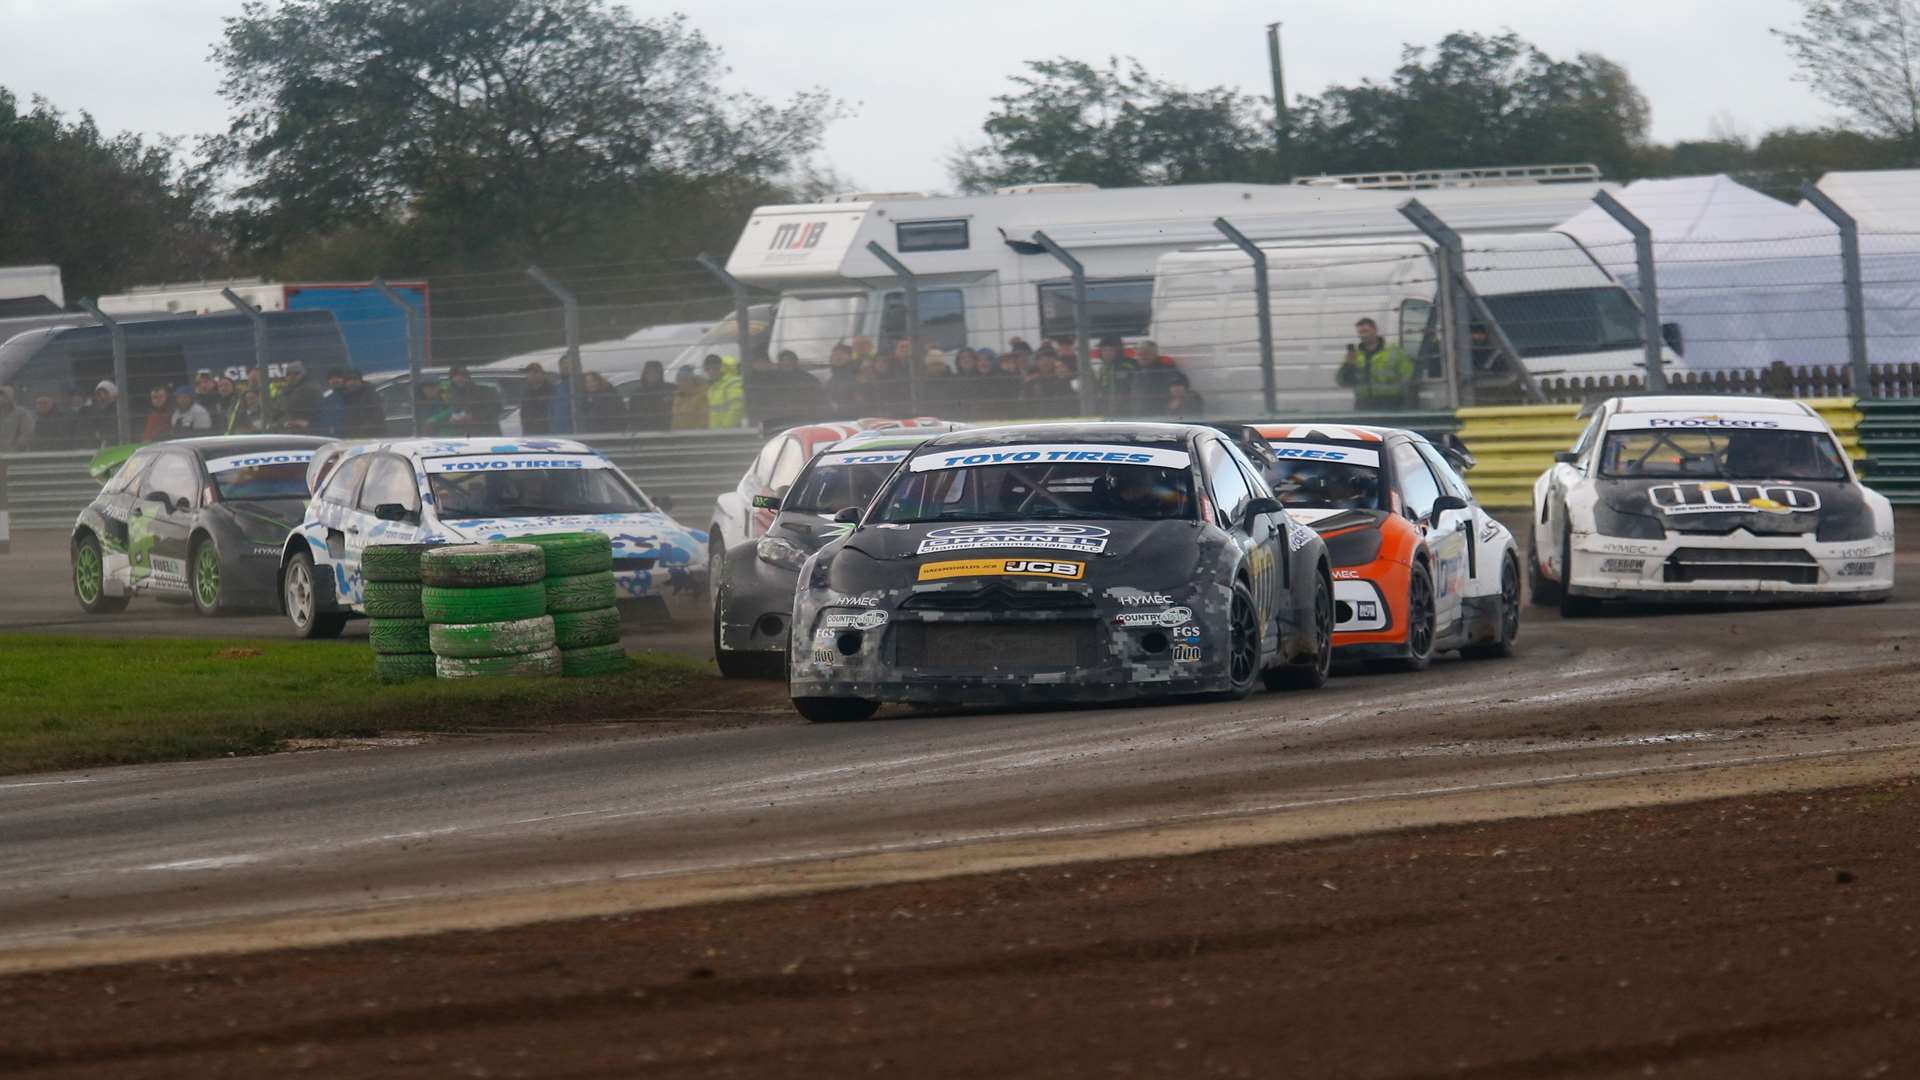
[1457,397,1864,509]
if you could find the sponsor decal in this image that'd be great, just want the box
[205,451,315,473]
[1599,558,1646,574]
[1116,606,1194,628]
[1611,413,1827,433]
[1286,520,1315,552]
[917,558,1086,582]
[150,555,187,583]
[811,649,837,665]
[1599,541,1663,555]
[1479,519,1502,543]
[1647,415,1780,429]
[822,610,889,631]
[817,450,911,467]
[1117,591,1174,605]
[1171,644,1202,663]
[1267,442,1382,468]
[910,444,1191,472]
[769,220,829,251]
[1170,624,1200,642]
[841,590,885,607]
[1649,481,1821,516]
[1839,561,1878,577]
[423,454,609,473]
[918,523,1110,555]
[1834,544,1882,559]
[1356,600,1380,622]
[1332,568,1361,580]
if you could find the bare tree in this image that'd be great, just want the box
[1775,0,1920,158]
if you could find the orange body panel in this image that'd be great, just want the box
[1327,514,1423,649]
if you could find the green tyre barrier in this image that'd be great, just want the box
[551,606,621,649]
[363,544,436,584]
[436,647,563,679]
[364,581,424,619]
[420,582,546,623]
[420,543,545,587]
[374,652,437,680]
[560,643,629,677]
[368,617,431,655]
[429,616,558,659]
[520,533,614,576]
[545,571,617,614]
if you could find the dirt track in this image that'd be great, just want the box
[5,775,1918,1079]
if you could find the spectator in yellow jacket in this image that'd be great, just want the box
[702,353,744,428]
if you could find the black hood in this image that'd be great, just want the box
[1596,477,1864,536]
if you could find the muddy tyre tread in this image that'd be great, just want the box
[363,581,424,619]
[368,617,431,655]
[429,616,558,659]
[420,543,545,587]
[363,544,435,584]
[552,607,621,649]
[435,647,563,679]
[544,571,617,614]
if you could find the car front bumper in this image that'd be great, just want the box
[716,546,800,657]
[1565,530,1894,603]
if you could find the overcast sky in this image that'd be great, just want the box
[0,0,1836,194]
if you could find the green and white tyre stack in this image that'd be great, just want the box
[418,542,560,680]
[523,533,629,677]
[363,543,436,679]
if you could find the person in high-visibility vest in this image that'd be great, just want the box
[1337,317,1418,410]
[703,353,744,428]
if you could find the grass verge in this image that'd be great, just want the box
[1,635,744,776]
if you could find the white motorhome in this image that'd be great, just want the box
[1151,231,1682,413]
[0,265,64,314]
[722,178,1609,368]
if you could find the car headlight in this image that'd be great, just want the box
[1321,527,1383,568]
[756,534,808,572]
[1815,513,1873,543]
[1593,501,1665,540]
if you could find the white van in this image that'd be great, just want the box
[1151,232,1681,413]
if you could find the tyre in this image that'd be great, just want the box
[71,532,129,614]
[373,652,436,680]
[794,697,880,723]
[283,549,347,639]
[560,642,630,677]
[429,616,558,659]
[544,571,616,613]
[1527,527,1562,606]
[552,607,621,649]
[190,536,225,616]
[420,543,545,587]
[435,647,563,679]
[1463,556,1521,660]
[1368,561,1434,673]
[518,532,613,576]
[364,580,425,619]
[1266,571,1332,691]
[706,528,725,609]
[1219,580,1261,700]
[368,617,431,656]
[420,582,546,623]
[1559,529,1601,618]
[363,543,435,584]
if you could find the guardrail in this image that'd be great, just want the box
[0,429,769,534]
[1858,399,1920,505]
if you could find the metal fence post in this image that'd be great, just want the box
[1213,218,1277,415]
[1032,231,1096,416]
[1397,200,1468,409]
[863,242,926,414]
[219,288,270,380]
[1799,182,1871,397]
[79,300,132,444]
[372,278,425,436]
[526,265,587,432]
[696,254,754,426]
[1593,191,1668,393]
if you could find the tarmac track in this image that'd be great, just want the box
[2,523,1919,971]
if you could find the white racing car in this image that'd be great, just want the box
[1530,395,1894,615]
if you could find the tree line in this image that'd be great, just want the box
[1,0,1915,309]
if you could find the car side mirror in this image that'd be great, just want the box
[1553,451,1580,465]
[1661,321,1685,357]
[1243,496,1283,530]
[832,506,862,524]
[1431,495,1469,514]
[374,502,416,523]
[751,494,782,511]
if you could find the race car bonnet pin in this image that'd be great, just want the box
[1649,481,1821,515]
[918,524,1111,555]
[910,444,1191,472]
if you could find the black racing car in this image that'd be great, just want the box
[70,435,334,616]
[786,423,1335,722]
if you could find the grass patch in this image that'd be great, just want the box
[0,635,729,776]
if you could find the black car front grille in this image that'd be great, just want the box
[1663,547,1819,585]
[890,621,1095,671]
[899,586,1093,612]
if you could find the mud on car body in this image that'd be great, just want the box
[278,437,706,637]
[786,423,1335,723]
[714,429,956,678]
[71,435,334,616]
[1531,395,1894,614]
[1250,423,1521,668]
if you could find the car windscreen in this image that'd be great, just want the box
[875,443,1195,523]
[1599,429,1848,481]
[1263,442,1385,510]
[1479,287,1643,359]
[424,456,647,519]
[783,449,910,515]
[205,451,316,500]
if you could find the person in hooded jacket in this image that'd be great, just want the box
[671,365,709,430]
[628,360,675,431]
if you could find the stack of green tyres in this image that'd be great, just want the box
[516,533,629,677]
[419,543,562,678]
[362,544,436,680]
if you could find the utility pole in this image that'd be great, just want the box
[1267,21,1291,184]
